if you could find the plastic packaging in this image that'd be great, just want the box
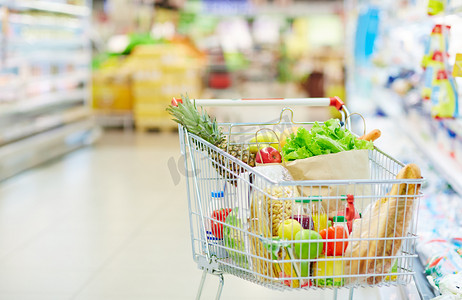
[223,207,249,267]
[206,230,228,259]
[292,199,314,230]
[431,70,459,118]
[313,256,345,287]
[310,197,328,233]
[336,194,360,233]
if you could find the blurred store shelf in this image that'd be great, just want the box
[0,88,88,116]
[0,0,96,181]
[0,0,90,16]
[401,114,462,197]
[0,118,99,181]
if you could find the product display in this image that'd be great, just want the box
[0,0,96,180]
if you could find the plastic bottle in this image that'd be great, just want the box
[292,199,314,230]
[332,216,349,233]
[211,191,225,211]
[337,194,360,233]
[310,197,328,233]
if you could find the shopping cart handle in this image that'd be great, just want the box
[171,97,345,111]
[329,96,345,111]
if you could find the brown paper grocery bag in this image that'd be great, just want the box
[284,150,371,217]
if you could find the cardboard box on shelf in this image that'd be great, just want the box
[127,43,205,130]
[92,71,132,112]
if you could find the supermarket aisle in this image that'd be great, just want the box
[0,131,388,300]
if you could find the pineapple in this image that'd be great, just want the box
[167,95,256,183]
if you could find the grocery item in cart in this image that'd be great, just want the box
[285,150,371,217]
[319,217,349,256]
[283,120,373,216]
[206,231,228,259]
[223,207,250,268]
[310,197,329,233]
[252,165,296,237]
[313,256,345,287]
[261,238,302,288]
[292,198,314,230]
[293,229,324,259]
[336,194,360,233]
[344,163,422,284]
[211,208,232,239]
[167,95,256,184]
[249,166,299,283]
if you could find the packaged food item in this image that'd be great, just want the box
[223,207,249,268]
[384,260,398,282]
[336,194,360,233]
[206,230,228,259]
[292,199,314,230]
[344,164,422,284]
[285,149,371,217]
[310,197,328,233]
[249,166,299,282]
[313,256,345,287]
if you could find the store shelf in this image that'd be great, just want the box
[412,257,438,300]
[401,116,462,196]
[8,37,85,48]
[9,12,82,28]
[1,0,90,17]
[1,71,89,91]
[0,106,91,145]
[3,52,90,68]
[0,88,88,116]
[0,118,99,182]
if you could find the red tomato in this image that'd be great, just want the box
[211,208,232,239]
[319,226,348,256]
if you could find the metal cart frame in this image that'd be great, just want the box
[177,97,423,300]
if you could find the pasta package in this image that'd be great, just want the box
[249,165,300,284]
[344,164,422,284]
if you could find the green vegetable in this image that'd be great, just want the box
[282,119,374,161]
[223,208,248,268]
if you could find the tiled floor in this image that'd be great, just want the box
[0,131,403,299]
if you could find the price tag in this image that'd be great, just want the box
[453,53,462,77]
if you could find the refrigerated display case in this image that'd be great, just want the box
[346,1,462,298]
[0,0,98,180]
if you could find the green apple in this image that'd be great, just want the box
[277,219,302,240]
[300,261,309,277]
[293,230,323,259]
[249,132,280,153]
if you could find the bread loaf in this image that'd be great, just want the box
[344,163,422,284]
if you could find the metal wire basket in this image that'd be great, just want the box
[177,97,424,300]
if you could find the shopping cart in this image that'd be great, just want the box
[176,97,424,300]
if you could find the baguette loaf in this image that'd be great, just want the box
[344,163,422,284]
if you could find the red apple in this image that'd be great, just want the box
[256,146,282,164]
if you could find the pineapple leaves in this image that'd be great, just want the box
[166,94,224,145]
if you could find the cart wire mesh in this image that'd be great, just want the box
[180,117,423,292]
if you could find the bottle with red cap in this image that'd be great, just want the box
[336,194,360,233]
